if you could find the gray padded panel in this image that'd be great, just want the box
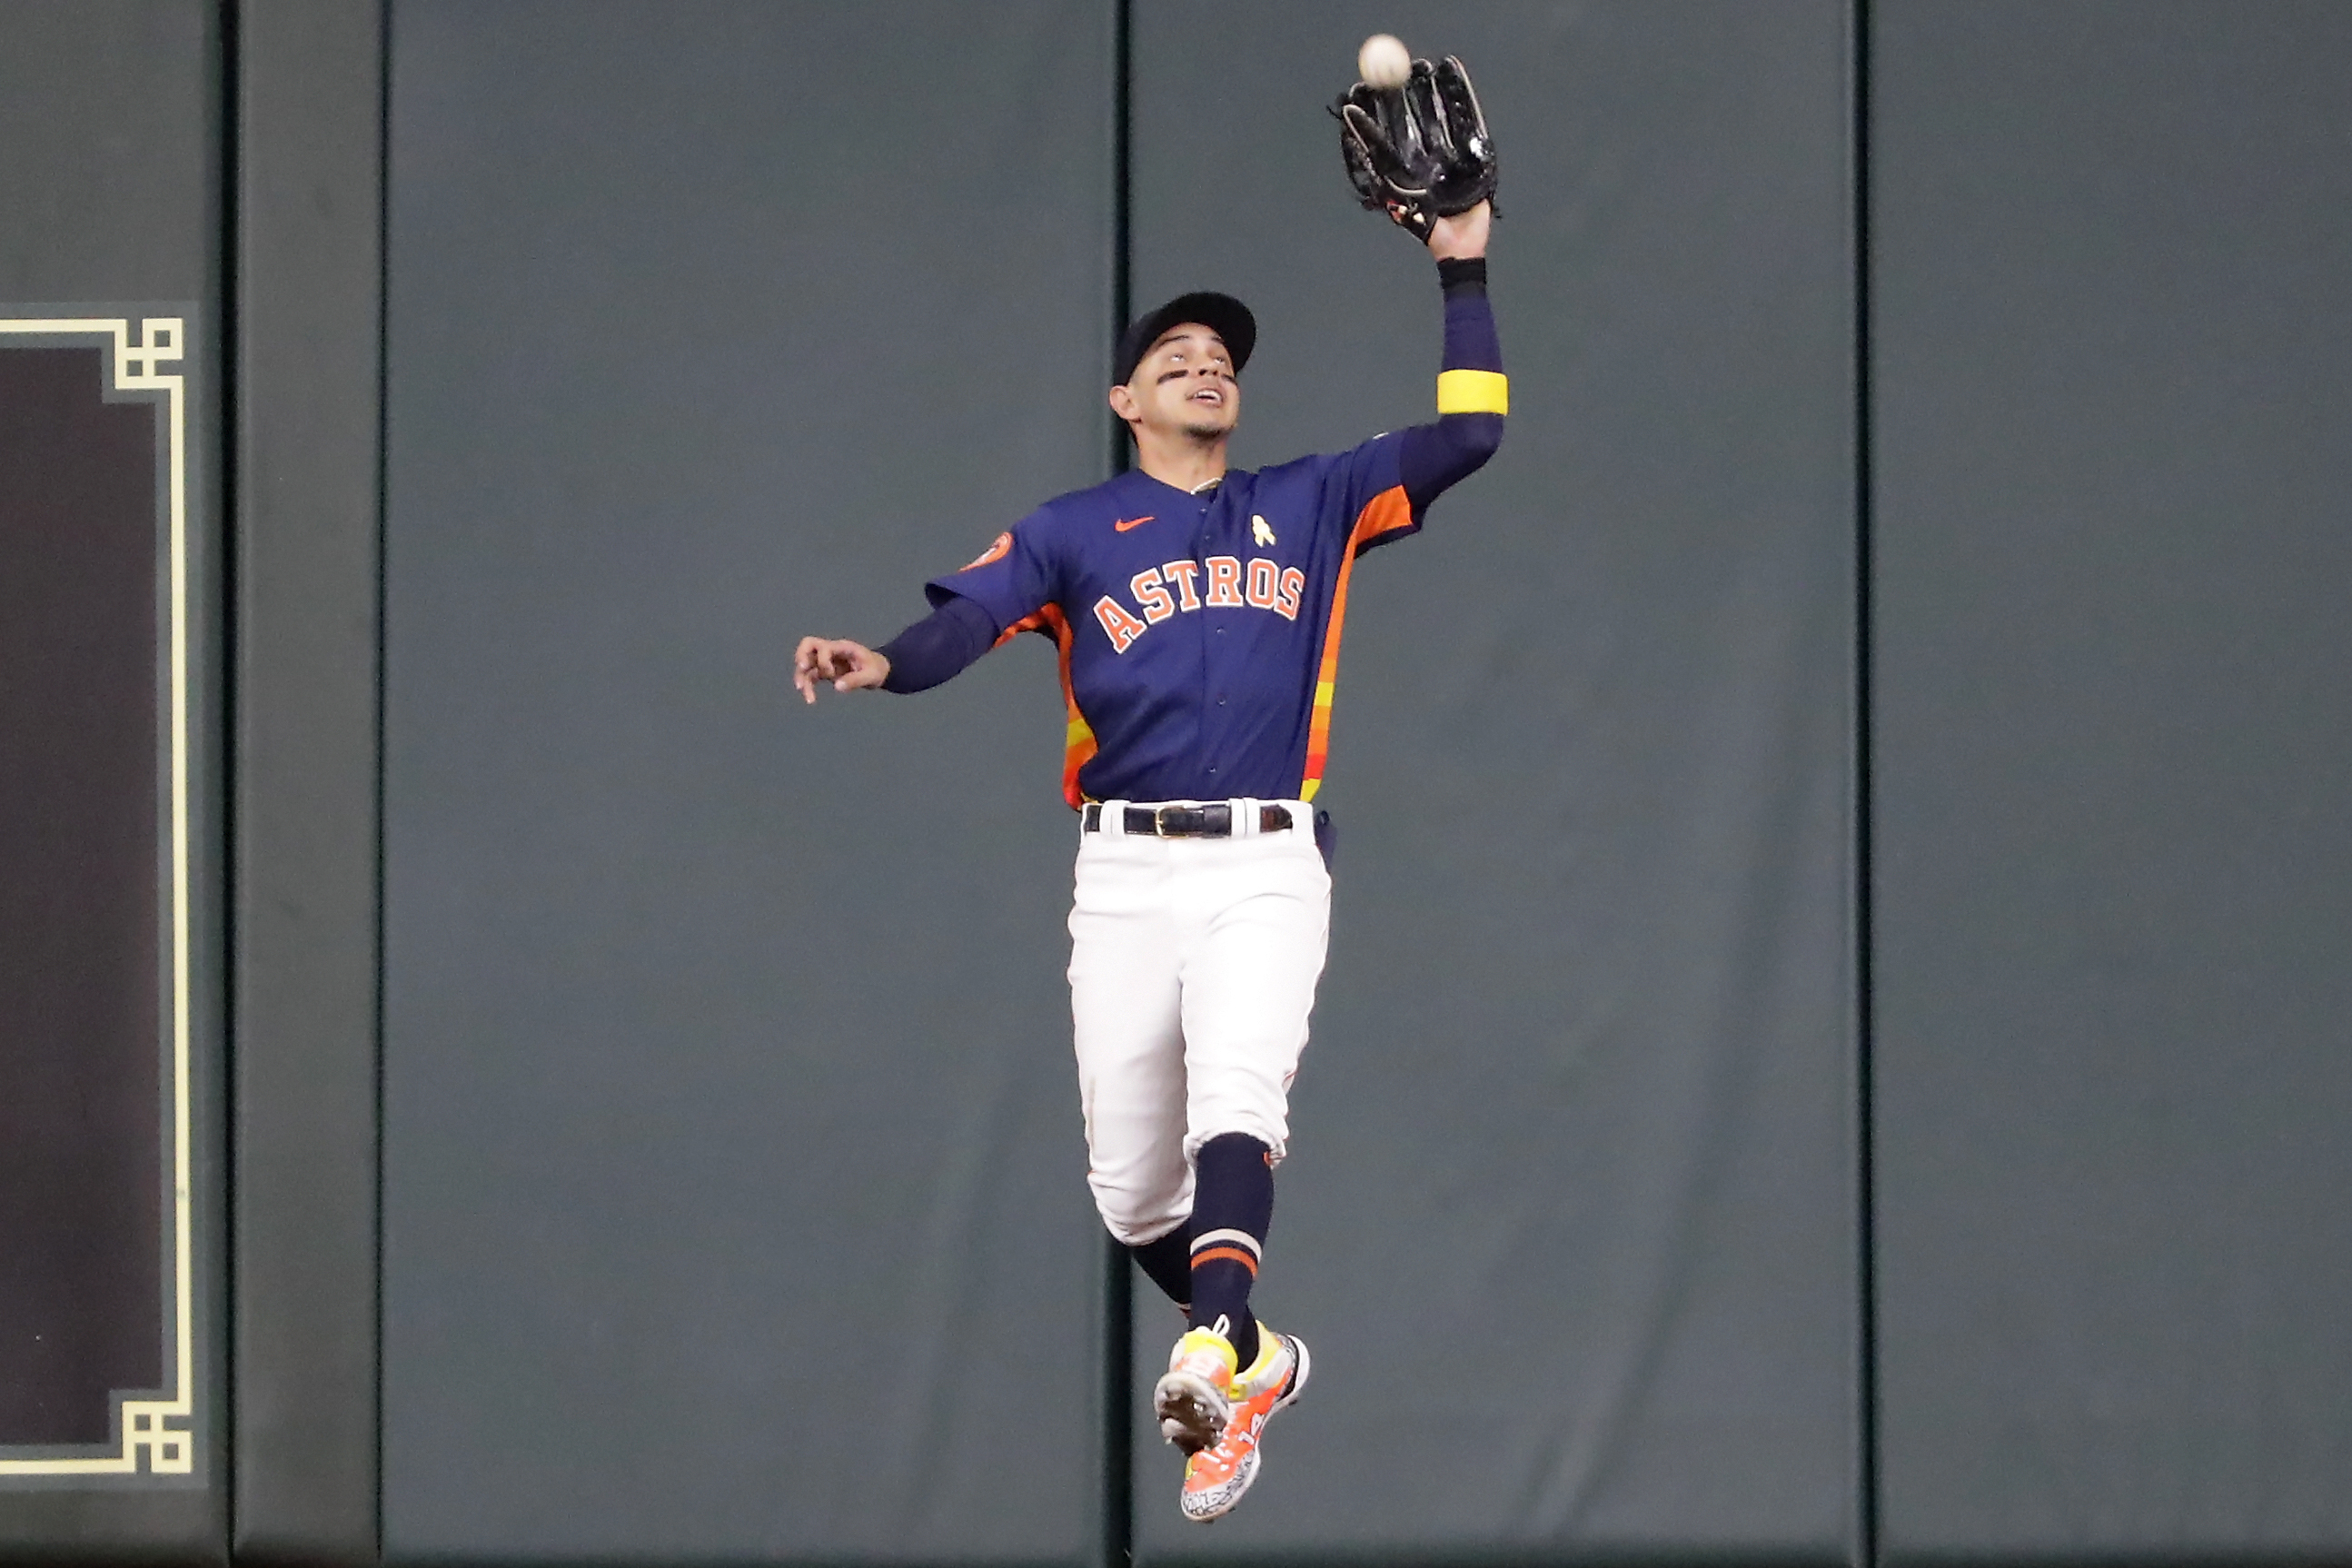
[382,2,1110,1560]
[0,2,220,302]
[1871,3,2352,1557]
[1129,2,1858,1559]
[233,2,384,1561]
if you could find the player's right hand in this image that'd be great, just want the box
[793,636,890,704]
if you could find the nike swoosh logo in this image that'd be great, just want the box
[1114,515,1156,532]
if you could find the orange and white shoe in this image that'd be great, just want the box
[1153,1325,1240,1455]
[1180,1325,1309,1523]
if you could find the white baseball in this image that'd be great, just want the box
[1357,34,1411,89]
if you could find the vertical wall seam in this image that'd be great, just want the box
[371,0,394,1558]
[1099,6,1135,1565]
[1100,1236,1132,1568]
[218,0,243,1550]
[1099,8,1136,1560]
[1107,0,1134,485]
[1851,0,1881,1563]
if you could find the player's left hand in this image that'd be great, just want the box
[793,636,890,703]
[1427,200,1490,261]
[1335,54,1496,243]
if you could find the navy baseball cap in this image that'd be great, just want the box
[1114,292,1255,386]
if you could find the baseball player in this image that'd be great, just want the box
[793,57,1503,1522]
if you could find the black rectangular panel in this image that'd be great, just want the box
[382,2,1110,1560]
[0,346,168,1448]
[1130,2,1858,1560]
[0,1,225,1560]
[1872,2,2352,1558]
[233,2,384,1562]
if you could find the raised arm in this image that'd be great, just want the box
[1397,202,1504,520]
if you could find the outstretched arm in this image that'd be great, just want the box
[792,590,1000,704]
[1399,201,1504,519]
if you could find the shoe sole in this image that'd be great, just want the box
[1180,1334,1310,1523]
[1154,1367,1229,1455]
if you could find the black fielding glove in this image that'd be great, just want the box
[1334,55,1498,242]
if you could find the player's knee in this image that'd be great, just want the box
[1184,1116,1287,1166]
[1097,1209,1177,1247]
[1096,1197,1185,1248]
[1087,1166,1190,1246]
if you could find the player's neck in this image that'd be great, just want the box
[1131,430,1229,494]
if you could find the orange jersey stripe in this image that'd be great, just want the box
[1299,484,1413,800]
[997,605,1097,808]
[1189,1245,1259,1275]
[1040,603,1098,809]
[994,609,1046,648]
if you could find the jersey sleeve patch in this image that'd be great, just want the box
[962,531,1014,570]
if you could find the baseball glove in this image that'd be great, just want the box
[1334,55,1497,242]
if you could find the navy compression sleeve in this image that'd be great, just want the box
[878,591,998,693]
[1399,256,1506,519]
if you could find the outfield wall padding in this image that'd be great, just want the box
[1871,3,2352,1558]
[381,2,1113,1559]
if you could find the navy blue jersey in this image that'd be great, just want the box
[879,262,1505,806]
[928,438,1416,808]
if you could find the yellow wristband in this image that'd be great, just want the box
[1436,369,1509,415]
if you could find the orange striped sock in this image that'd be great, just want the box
[1186,1133,1273,1369]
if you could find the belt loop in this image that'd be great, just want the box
[1235,797,1257,838]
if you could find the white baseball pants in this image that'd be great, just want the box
[1067,799,1331,1246]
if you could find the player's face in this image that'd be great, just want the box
[1124,324,1240,441]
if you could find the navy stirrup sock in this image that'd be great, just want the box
[1186,1133,1275,1368]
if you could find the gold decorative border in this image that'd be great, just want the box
[0,317,194,1477]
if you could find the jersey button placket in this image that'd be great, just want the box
[1195,491,1226,789]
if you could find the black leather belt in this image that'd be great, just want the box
[1083,802,1295,838]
